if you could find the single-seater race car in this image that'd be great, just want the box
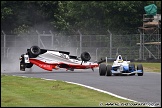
[99,55,144,76]
[19,46,104,72]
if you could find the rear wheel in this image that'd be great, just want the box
[29,46,41,58]
[99,64,106,76]
[137,64,143,76]
[81,52,91,61]
[105,65,112,76]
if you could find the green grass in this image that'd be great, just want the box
[133,62,161,72]
[1,74,137,107]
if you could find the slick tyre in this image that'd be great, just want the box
[30,46,41,55]
[81,52,91,61]
[20,62,25,71]
[99,64,106,76]
[105,65,112,76]
[137,64,143,76]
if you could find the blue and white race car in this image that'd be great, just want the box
[99,55,143,76]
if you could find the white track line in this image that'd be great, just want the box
[64,81,138,102]
[8,75,158,107]
[14,75,138,102]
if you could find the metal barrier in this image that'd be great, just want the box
[1,30,161,61]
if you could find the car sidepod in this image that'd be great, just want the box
[129,64,136,75]
[123,65,129,72]
[129,64,135,72]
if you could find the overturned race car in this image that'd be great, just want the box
[99,55,144,76]
[19,46,105,72]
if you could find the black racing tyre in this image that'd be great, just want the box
[137,64,143,76]
[20,62,25,71]
[105,65,112,76]
[30,46,41,55]
[99,64,106,76]
[26,63,33,68]
[81,52,91,61]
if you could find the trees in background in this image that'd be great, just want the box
[1,1,161,34]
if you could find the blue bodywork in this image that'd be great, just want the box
[111,65,142,75]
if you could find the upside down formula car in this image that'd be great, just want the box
[99,55,144,76]
[19,46,104,72]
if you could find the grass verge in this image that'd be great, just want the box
[133,62,161,72]
[1,74,139,107]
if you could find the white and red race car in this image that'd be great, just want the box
[19,46,103,72]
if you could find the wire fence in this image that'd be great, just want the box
[1,30,161,62]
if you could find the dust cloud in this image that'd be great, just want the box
[1,26,84,73]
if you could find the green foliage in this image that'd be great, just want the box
[13,24,29,34]
[1,7,13,20]
[1,1,161,34]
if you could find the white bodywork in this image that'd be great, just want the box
[24,54,30,63]
[27,50,98,66]
[111,55,143,75]
[112,55,133,74]
[113,55,130,67]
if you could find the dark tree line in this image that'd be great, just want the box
[1,1,161,34]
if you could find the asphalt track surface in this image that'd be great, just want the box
[2,66,161,106]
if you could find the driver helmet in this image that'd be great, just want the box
[118,55,123,63]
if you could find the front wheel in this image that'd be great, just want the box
[137,64,143,76]
[99,64,106,76]
[105,65,112,76]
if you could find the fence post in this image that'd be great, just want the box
[49,30,54,49]
[107,29,112,58]
[36,30,40,47]
[116,47,119,57]
[138,29,142,60]
[96,48,98,60]
[76,47,78,56]
[2,30,6,58]
[7,47,9,58]
[78,30,82,54]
